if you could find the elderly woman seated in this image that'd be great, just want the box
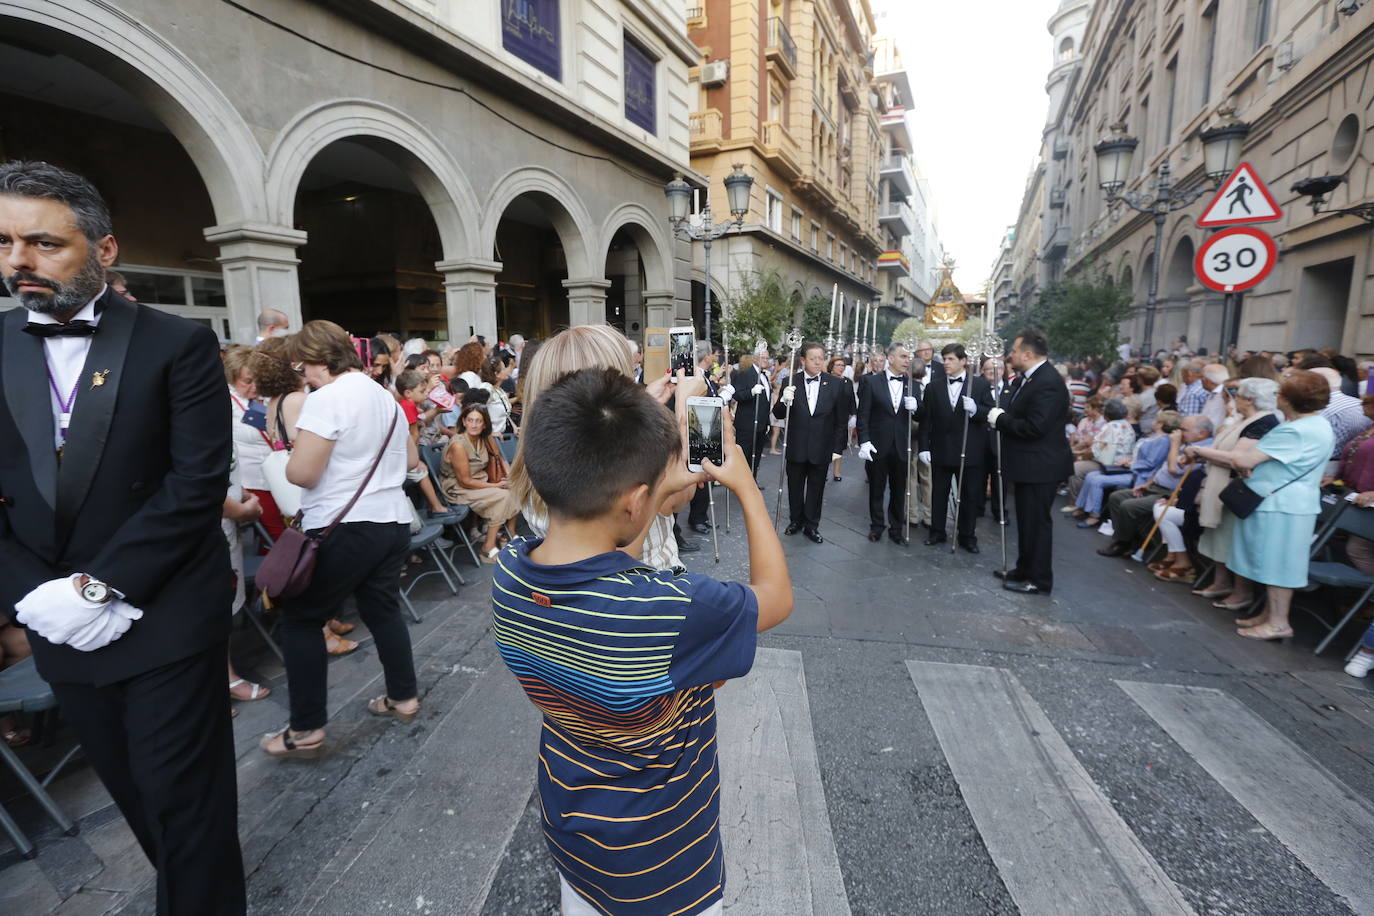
[1063,395,1109,505]
[1072,406,1183,528]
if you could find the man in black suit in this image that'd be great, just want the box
[976,356,1009,523]
[773,341,848,543]
[857,343,918,544]
[0,162,244,913]
[987,328,1074,595]
[730,353,769,477]
[918,343,995,553]
[684,341,721,534]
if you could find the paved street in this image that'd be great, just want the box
[4,458,1374,915]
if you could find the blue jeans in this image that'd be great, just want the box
[1076,469,1130,515]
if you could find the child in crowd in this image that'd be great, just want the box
[396,369,451,517]
[493,368,793,916]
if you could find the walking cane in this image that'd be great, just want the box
[1132,471,1190,563]
[949,402,971,555]
[773,329,803,530]
[904,374,915,545]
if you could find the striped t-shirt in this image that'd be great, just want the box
[492,538,758,916]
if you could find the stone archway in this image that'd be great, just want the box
[599,204,675,339]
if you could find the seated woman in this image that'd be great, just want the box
[1065,396,1122,511]
[1148,465,1207,581]
[441,404,521,562]
[1069,398,1137,524]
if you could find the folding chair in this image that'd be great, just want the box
[498,435,518,466]
[1234,491,1354,622]
[420,443,482,570]
[1297,501,1374,655]
[238,521,284,661]
[400,520,463,623]
[0,659,79,858]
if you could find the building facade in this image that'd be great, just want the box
[686,0,898,335]
[0,0,702,344]
[1002,0,1374,358]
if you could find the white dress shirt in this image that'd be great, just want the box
[803,373,821,415]
[946,373,966,407]
[887,374,905,410]
[28,288,105,450]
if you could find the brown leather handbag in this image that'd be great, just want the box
[257,410,399,601]
[485,437,508,485]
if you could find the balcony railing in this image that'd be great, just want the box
[685,6,704,19]
[877,250,911,276]
[880,153,914,194]
[878,200,914,236]
[1043,224,1070,259]
[1049,188,1066,208]
[766,18,797,78]
[689,109,723,151]
[761,120,802,180]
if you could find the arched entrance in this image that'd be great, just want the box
[1163,236,1196,348]
[600,207,673,343]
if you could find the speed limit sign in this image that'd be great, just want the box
[1194,226,1278,293]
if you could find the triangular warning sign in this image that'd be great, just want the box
[1197,162,1282,227]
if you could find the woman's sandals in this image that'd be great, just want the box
[367,696,419,725]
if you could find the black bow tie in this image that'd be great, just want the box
[23,320,97,338]
[805,376,819,384]
[949,376,964,385]
[889,376,904,383]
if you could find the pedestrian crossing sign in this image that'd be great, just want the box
[1197,162,1282,227]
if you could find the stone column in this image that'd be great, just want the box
[437,258,501,343]
[643,289,678,331]
[204,222,308,343]
[563,278,612,327]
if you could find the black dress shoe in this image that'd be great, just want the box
[690,522,711,535]
[923,534,947,547]
[868,531,883,542]
[803,529,824,544]
[958,538,980,554]
[1096,542,1131,558]
[784,523,802,536]
[834,475,842,482]
[992,569,1025,582]
[889,531,908,545]
[676,538,701,554]
[1003,580,1049,595]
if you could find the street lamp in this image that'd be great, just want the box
[1292,174,1374,222]
[664,164,755,355]
[1093,114,1249,354]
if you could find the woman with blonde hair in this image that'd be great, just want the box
[509,325,701,569]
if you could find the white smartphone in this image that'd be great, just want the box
[669,326,696,375]
[686,396,725,472]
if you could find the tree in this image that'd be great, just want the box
[721,270,792,356]
[800,294,831,346]
[1036,273,1133,361]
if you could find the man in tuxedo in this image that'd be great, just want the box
[730,353,769,477]
[773,341,848,543]
[0,162,244,913]
[987,328,1074,595]
[977,356,1009,522]
[919,343,995,553]
[685,341,722,534]
[905,357,933,528]
[857,343,918,544]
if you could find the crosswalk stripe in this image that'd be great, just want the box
[1119,680,1374,916]
[717,647,852,915]
[907,661,1195,915]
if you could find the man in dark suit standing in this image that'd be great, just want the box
[773,341,847,543]
[918,343,995,553]
[977,356,1009,523]
[987,328,1074,595]
[857,343,918,543]
[730,353,769,477]
[0,162,244,913]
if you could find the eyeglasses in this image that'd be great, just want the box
[291,362,305,376]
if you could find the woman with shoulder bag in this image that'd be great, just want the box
[259,321,422,758]
[440,403,520,562]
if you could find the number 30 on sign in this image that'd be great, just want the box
[1194,226,1278,293]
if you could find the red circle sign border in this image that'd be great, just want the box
[1194,226,1278,293]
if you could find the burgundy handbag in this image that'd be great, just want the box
[257,410,400,601]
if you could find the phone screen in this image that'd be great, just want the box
[670,330,695,375]
[688,401,724,469]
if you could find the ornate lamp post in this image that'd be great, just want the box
[664,165,755,357]
[1093,114,1249,355]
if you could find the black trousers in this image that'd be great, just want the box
[736,413,768,478]
[1011,480,1057,590]
[868,448,908,534]
[282,521,416,730]
[976,448,1005,522]
[686,483,711,527]
[51,642,245,916]
[786,459,828,530]
[931,463,981,540]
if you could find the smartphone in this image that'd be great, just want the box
[669,326,696,376]
[686,396,725,472]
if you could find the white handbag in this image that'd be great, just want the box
[261,449,301,519]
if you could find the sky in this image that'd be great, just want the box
[874,0,1064,293]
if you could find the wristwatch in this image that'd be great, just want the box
[78,576,115,605]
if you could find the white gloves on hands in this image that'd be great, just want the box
[987,407,1005,428]
[918,450,932,465]
[858,442,877,462]
[962,396,976,416]
[781,385,797,406]
[832,453,842,461]
[751,383,765,396]
[719,385,735,403]
[15,576,144,652]
[904,396,919,412]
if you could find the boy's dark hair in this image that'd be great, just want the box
[1297,353,1334,371]
[396,369,426,395]
[523,368,680,520]
[940,342,966,360]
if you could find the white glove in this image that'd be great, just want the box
[918,450,932,465]
[987,407,1005,428]
[858,442,876,462]
[719,385,735,402]
[781,385,796,406]
[962,396,976,417]
[751,383,765,396]
[66,601,142,653]
[904,396,919,411]
[832,453,842,461]
[15,576,144,651]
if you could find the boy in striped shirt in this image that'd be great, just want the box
[493,368,793,915]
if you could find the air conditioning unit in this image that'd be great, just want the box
[701,60,729,87]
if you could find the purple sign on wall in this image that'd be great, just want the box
[503,0,560,80]
[624,36,656,133]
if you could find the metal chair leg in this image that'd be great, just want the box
[1314,586,1374,656]
[244,596,284,662]
[0,740,76,837]
[0,800,35,858]
[398,587,421,624]
[429,545,459,596]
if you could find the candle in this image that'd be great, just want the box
[836,293,846,348]
[827,283,838,336]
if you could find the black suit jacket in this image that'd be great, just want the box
[0,291,233,685]
[730,366,769,434]
[856,371,914,459]
[919,374,995,466]
[772,371,847,465]
[997,364,1074,483]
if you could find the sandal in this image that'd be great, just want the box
[367,695,419,725]
[229,678,272,702]
[1192,588,1232,599]
[1154,567,1194,582]
[1147,560,1173,572]
[1213,599,1253,611]
[1236,615,1268,627]
[2,716,30,748]
[324,632,360,656]
[1237,623,1293,641]
[260,728,325,758]
[327,619,355,636]
[1076,517,1100,529]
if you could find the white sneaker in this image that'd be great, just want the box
[1098,520,1115,537]
[1345,652,1374,678]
